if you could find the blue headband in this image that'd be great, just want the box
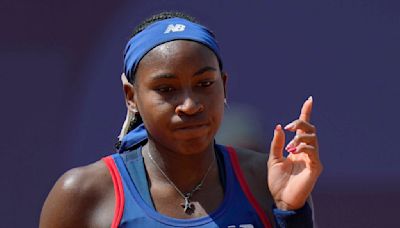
[123,17,222,81]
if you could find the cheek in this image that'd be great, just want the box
[135,90,167,121]
[138,96,171,121]
[205,87,225,127]
[213,99,225,127]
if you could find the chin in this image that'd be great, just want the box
[174,136,214,155]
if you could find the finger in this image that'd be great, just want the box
[285,133,317,149]
[268,124,286,165]
[288,143,319,160]
[284,119,316,134]
[300,96,313,122]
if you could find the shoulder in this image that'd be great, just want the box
[227,146,268,185]
[40,159,115,228]
[226,146,276,223]
[233,146,268,174]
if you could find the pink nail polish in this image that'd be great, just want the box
[288,147,297,153]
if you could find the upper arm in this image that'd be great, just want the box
[39,161,114,228]
[40,168,93,228]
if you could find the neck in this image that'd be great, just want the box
[142,139,216,193]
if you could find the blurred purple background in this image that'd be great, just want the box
[1,0,399,227]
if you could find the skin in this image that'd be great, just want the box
[268,97,323,210]
[40,40,322,228]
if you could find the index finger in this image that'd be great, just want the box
[299,96,313,122]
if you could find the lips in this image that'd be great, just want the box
[173,121,210,138]
[175,122,209,130]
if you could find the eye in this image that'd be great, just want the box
[155,86,175,93]
[197,81,214,87]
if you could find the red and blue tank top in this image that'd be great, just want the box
[102,144,272,228]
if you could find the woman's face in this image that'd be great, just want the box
[132,40,227,154]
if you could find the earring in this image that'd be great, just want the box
[224,98,229,108]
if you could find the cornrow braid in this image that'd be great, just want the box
[115,111,142,150]
[131,11,197,39]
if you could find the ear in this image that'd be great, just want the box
[221,71,228,100]
[121,73,137,113]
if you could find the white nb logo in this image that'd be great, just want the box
[164,24,186,34]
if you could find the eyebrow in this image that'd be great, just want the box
[150,66,217,81]
[151,73,176,80]
[193,66,217,76]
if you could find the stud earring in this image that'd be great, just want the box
[224,98,229,108]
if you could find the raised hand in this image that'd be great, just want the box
[267,96,323,210]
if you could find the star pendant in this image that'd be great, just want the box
[181,196,195,214]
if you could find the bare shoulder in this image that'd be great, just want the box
[231,147,276,224]
[232,147,268,192]
[234,147,268,175]
[39,160,115,228]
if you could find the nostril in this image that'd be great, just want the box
[175,99,204,116]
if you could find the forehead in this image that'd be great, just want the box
[136,40,219,77]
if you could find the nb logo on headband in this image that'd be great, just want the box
[164,24,186,34]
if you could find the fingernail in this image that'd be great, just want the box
[307,96,313,101]
[275,124,282,131]
[285,144,294,151]
[285,140,295,149]
[287,147,297,153]
[284,122,295,130]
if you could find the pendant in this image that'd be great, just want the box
[181,195,195,214]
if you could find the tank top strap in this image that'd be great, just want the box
[222,146,272,228]
[102,155,125,228]
[119,147,154,208]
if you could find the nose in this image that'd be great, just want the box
[175,92,204,116]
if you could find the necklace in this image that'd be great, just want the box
[146,150,215,214]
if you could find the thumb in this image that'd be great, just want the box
[268,124,286,164]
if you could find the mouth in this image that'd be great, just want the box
[173,122,210,139]
[175,123,208,130]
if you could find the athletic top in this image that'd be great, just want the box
[102,144,273,228]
